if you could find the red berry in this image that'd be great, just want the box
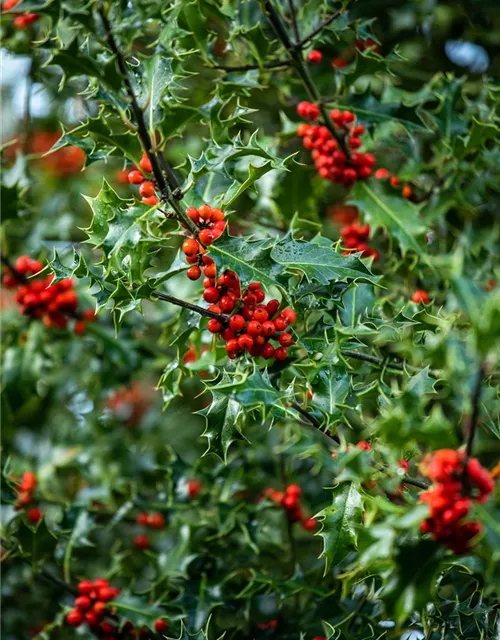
[238,333,254,351]
[261,321,275,337]
[207,318,222,333]
[402,185,413,199]
[412,289,429,304]
[281,494,298,509]
[187,479,202,499]
[186,207,200,223]
[198,204,212,219]
[253,307,269,323]
[136,512,148,526]
[128,170,144,185]
[134,534,150,550]
[66,610,84,627]
[140,153,153,173]
[229,314,245,332]
[390,176,400,187]
[85,610,99,627]
[186,266,201,281]
[274,317,287,332]
[274,347,288,360]
[279,333,294,347]
[26,507,42,524]
[307,49,323,64]
[78,580,94,595]
[246,321,262,336]
[266,299,280,316]
[75,596,92,611]
[203,263,217,279]
[198,228,214,246]
[93,578,109,589]
[97,587,115,602]
[203,287,220,304]
[155,619,169,633]
[375,168,390,180]
[182,238,199,256]
[211,208,224,222]
[225,339,240,354]
[74,321,86,335]
[219,296,235,312]
[301,517,318,531]
[139,181,156,198]
[261,343,275,359]
[286,484,301,496]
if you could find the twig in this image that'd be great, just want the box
[461,361,486,489]
[291,401,340,444]
[1,255,29,284]
[211,60,291,72]
[464,362,485,459]
[97,8,198,236]
[261,1,350,158]
[297,9,343,48]
[287,0,300,44]
[402,475,429,490]
[341,348,441,379]
[152,290,230,323]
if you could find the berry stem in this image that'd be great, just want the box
[1,255,29,284]
[261,1,351,158]
[97,7,198,236]
[152,290,230,323]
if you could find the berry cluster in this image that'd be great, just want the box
[297,107,376,187]
[13,471,42,523]
[179,205,297,362]
[262,484,318,531]
[122,153,159,206]
[419,449,494,554]
[133,511,166,551]
[2,0,39,28]
[66,578,120,632]
[4,131,86,176]
[2,256,96,333]
[340,221,379,261]
[375,168,413,200]
[180,204,227,281]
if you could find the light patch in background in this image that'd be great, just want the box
[445,40,489,73]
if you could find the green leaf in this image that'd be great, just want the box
[113,595,164,629]
[199,393,245,462]
[63,511,95,582]
[208,232,287,296]
[311,366,351,423]
[318,482,363,573]
[271,234,378,285]
[348,182,426,256]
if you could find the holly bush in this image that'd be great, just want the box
[1,1,500,639]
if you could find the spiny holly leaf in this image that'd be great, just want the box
[14,518,58,564]
[186,131,293,207]
[311,366,351,424]
[208,231,288,297]
[49,248,90,283]
[271,234,378,285]
[113,595,164,630]
[52,114,143,167]
[327,87,433,134]
[318,482,363,573]
[83,180,161,283]
[137,55,187,133]
[348,182,426,256]
[201,96,257,144]
[199,392,245,462]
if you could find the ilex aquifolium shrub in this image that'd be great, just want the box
[1,1,499,639]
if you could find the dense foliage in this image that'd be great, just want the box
[1,1,500,639]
